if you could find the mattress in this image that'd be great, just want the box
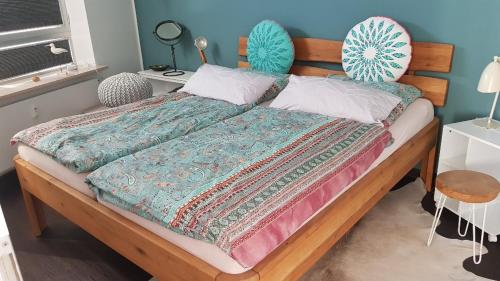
[17,98,434,274]
[17,145,93,197]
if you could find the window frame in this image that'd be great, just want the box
[0,0,73,82]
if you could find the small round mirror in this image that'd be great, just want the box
[154,20,183,43]
[153,20,185,76]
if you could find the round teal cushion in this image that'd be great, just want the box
[247,20,294,74]
[342,17,412,82]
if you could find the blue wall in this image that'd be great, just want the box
[134,0,500,124]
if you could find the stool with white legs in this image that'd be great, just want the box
[427,170,500,264]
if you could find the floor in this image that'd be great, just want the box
[0,171,150,281]
[302,179,498,281]
[0,169,498,281]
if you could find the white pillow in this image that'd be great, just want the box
[269,75,402,124]
[179,64,276,105]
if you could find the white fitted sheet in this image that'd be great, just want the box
[17,98,434,274]
[17,145,94,198]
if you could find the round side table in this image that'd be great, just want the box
[427,170,500,264]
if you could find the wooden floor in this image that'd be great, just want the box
[1,169,498,280]
[0,171,150,281]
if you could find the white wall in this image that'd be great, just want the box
[65,0,96,67]
[0,80,100,174]
[84,0,142,76]
[66,0,143,73]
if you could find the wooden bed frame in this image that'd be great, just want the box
[14,36,454,281]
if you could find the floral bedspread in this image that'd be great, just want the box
[87,106,392,268]
[11,93,251,173]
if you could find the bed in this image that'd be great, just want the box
[14,36,454,281]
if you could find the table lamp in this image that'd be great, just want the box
[194,36,208,64]
[475,56,500,129]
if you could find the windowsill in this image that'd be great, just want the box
[0,65,107,107]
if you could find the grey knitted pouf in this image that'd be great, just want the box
[98,73,153,107]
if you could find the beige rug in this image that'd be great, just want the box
[300,179,491,281]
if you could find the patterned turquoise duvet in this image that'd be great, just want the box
[86,106,392,268]
[11,93,251,173]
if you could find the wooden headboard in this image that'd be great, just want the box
[238,37,454,107]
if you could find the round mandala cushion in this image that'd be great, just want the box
[342,17,412,82]
[98,73,153,107]
[247,20,294,74]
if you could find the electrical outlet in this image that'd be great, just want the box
[31,105,39,119]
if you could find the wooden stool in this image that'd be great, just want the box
[427,170,500,264]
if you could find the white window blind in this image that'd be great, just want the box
[0,0,72,81]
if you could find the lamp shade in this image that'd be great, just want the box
[194,36,208,50]
[477,56,500,93]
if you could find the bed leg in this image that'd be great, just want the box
[420,145,437,192]
[20,188,47,237]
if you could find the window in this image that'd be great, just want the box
[0,0,72,81]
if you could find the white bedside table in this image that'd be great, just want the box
[138,69,194,96]
[435,119,500,242]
